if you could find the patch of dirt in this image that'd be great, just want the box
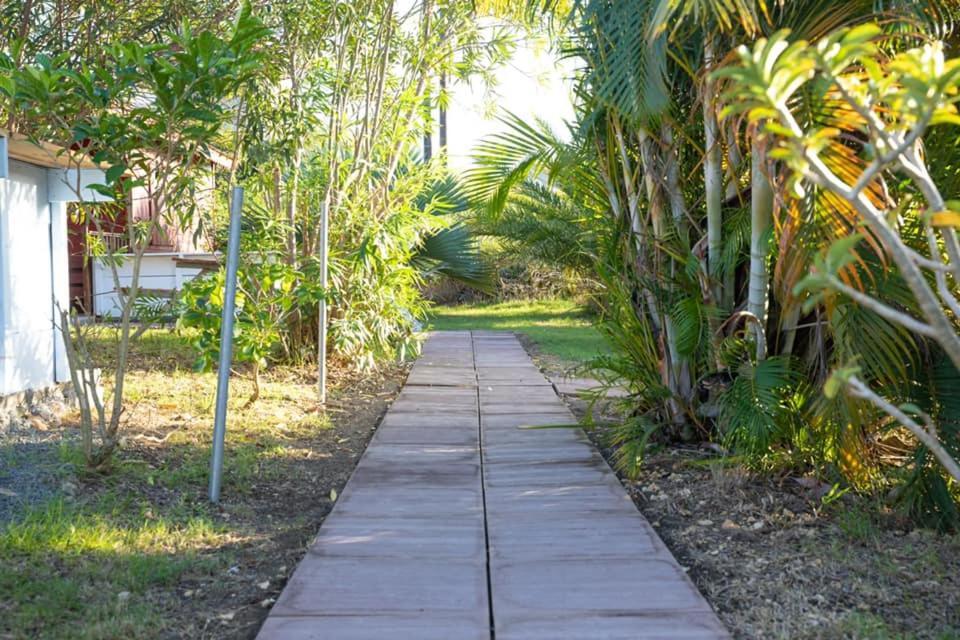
[527,345,960,638]
[568,411,960,638]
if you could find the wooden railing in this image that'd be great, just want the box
[89,231,128,255]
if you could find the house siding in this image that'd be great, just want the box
[0,159,67,396]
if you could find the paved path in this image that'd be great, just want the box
[257,331,728,639]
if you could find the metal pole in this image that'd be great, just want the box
[317,194,329,404]
[209,186,244,503]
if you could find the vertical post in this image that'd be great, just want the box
[0,135,8,179]
[317,194,329,404]
[209,186,244,504]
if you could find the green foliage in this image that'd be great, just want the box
[0,5,266,469]
[719,356,804,457]
[179,259,322,372]
[607,416,662,480]
[897,353,960,531]
[467,4,960,530]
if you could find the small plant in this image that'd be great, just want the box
[179,250,324,407]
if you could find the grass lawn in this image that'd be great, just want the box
[0,328,402,639]
[428,298,608,367]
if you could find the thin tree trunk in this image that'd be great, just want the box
[286,146,302,266]
[748,137,774,360]
[661,123,693,411]
[779,305,802,355]
[703,38,723,306]
[639,129,686,425]
[722,121,742,311]
[439,72,447,160]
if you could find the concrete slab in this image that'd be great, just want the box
[482,459,618,486]
[270,555,489,616]
[479,387,561,402]
[331,485,483,520]
[481,444,597,465]
[310,519,485,558]
[379,413,479,428]
[373,423,480,446]
[481,413,577,428]
[349,462,480,488]
[486,513,665,560]
[387,400,479,415]
[359,443,480,465]
[490,557,713,617]
[481,402,570,414]
[405,367,476,386]
[398,388,477,400]
[495,613,729,640]
[481,430,590,450]
[484,483,637,517]
[480,432,582,447]
[258,615,489,640]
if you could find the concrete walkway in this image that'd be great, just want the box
[257,331,728,640]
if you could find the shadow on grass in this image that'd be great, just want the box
[0,431,348,639]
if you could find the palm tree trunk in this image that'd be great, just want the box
[702,38,726,369]
[779,304,802,355]
[661,123,693,409]
[748,137,773,360]
[703,38,723,306]
[722,122,742,311]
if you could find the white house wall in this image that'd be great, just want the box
[47,168,111,203]
[92,255,204,317]
[0,159,67,396]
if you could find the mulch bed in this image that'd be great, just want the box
[599,445,960,639]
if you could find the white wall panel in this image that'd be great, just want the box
[0,159,56,395]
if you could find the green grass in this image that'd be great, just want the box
[1,494,227,639]
[1,328,336,638]
[428,298,608,366]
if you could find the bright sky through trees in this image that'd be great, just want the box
[445,30,575,172]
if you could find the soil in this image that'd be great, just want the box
[523,339,960,640]
[599,446,960,639]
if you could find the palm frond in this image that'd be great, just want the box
[413,223,495,293]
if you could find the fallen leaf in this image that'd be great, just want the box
[329,488,338,501]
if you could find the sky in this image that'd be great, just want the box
[443,32,576,173]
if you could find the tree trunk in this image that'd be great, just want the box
[722,121,743,312]
[703,38,723,306]
[639,129,687,426]
[286,146,302,267]
[748,137,773,360]
[661,123,693,412]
